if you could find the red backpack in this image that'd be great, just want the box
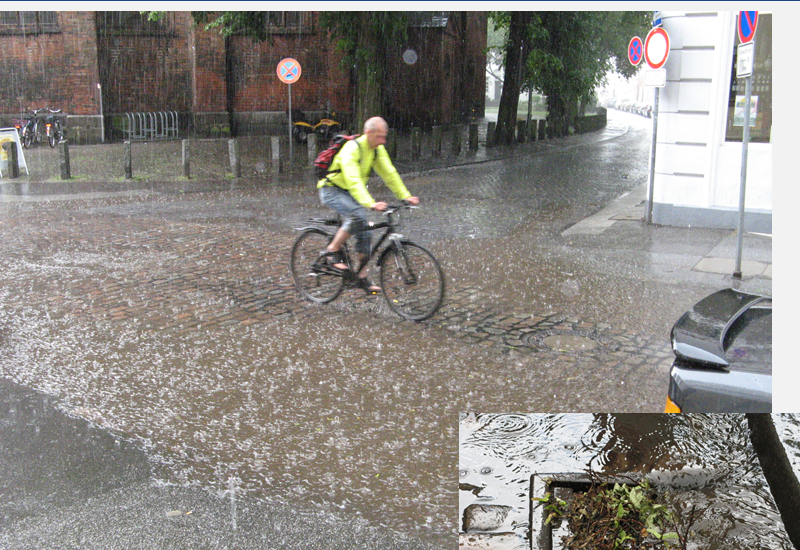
[313,134,361,179]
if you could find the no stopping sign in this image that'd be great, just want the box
[644,27,670,69]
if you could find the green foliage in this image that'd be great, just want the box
[535,478,687,550]
[190,12,274,42]
[490,11,651,129]
[318,13,409,129]
[532,491,568,525]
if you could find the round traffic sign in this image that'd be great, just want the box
[644,27,670,69]
[737,11,758,44]
[628,36,644,66]
[277,58,301,84]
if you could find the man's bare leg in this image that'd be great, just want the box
[326,227,350,270]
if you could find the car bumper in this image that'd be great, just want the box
[667,360,771,412]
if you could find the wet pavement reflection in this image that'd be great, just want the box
[0,111,772,546]
[460,414,798,549]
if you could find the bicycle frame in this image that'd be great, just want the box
[298,204,408,276]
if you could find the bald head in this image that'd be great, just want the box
[364,117,389,149]
[364,117,388,133]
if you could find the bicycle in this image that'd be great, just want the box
[290,202,445,321]
[45,108,65,147]
[20,108,46,149]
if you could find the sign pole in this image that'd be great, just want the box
[288,84,293,159]
[733,11,758,279]
[733,70,752,279]
[646,87,659,224]
[276,58,302,164]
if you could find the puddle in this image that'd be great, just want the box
[460,413,798,550]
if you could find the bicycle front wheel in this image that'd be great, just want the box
[290,229,344,304]
[380,241,444,321]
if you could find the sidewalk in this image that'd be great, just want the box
[565,182,772,280]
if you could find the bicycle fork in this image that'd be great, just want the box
[386,237,417,285]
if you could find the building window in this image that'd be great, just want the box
[0,11,59,34]
[96,11,171,36]
[264,12,313,34]
[725,13,771,143]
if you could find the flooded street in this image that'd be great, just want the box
[0,112,773,547]
[460,414,798,549]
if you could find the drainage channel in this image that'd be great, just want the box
[460,472,659,550]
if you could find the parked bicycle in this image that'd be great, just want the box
[20,108,45,149]
[44,108,65,147]
[290,202,445,321]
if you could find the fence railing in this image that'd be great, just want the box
[122,111,179,141]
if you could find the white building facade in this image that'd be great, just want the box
[652,11,772,233]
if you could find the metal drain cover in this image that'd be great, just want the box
[542,334,599,352]
[521,329,618,354]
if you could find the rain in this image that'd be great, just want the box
[0,10,776,550]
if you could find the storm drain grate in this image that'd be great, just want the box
[521,329,620,355]
[531,473,644,550]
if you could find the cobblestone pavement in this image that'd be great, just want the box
[0,111,772,548]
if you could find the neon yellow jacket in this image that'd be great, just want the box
[317,135,411,208]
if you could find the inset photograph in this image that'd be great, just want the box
[459,413,799,550]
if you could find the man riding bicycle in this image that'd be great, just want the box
[318,116,419,293]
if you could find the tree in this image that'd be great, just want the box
[490,11,649,142]
[492,12,533,145]
[746,414,800,548]
[317,13,408,131]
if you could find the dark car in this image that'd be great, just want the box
[665,288,772,412]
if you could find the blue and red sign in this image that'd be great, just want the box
[277,58,301,84]
[737,11,758,44]
[628,36,644,65]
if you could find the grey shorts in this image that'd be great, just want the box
[319,186,372,255]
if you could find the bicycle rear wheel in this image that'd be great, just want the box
[290,229,344,304]
[379,241,444,321]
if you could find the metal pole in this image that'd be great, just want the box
[646,87,659,224]
[734,72,753,279]
[288,84,293,159]
[97,83,105,143]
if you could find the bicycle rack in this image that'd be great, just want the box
[122,111,179,141]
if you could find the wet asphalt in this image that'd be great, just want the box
[0,110,772,548]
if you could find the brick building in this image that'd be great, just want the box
[0,11,486,144]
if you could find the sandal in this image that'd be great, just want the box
[321,249,348,271]
[356,277,381,294]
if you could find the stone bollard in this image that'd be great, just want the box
[123,141,132,179]
[538,119,547,141]
[307,133,317,163]
[432,126,442,158]
[410,127,421,160]
[181,139,190,179]
[2,141,19,178]
[451,126,462,156]
[517,120,527,143]
[271,137,281,173]
[486,122,496,148]
[59,140,70,179]
[528,120,537,142]
[228,138,240,177]
[468,122,478,151]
